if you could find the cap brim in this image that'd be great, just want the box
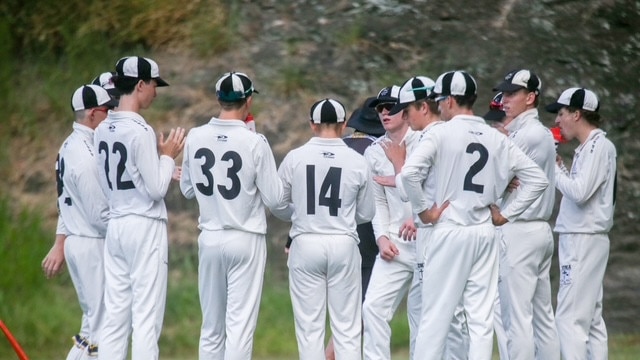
[545,102,564,113]
[388,102,411,116]
[483,109,506,122]
[155,77,169,87]
[104,98,119,108]
[492,82,525,93]
[368,96,397,108]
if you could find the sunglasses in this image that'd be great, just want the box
[375,102,395,113]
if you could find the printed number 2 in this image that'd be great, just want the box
[463,143,488,194]
[306,165,342,216]
[98,141,135,190]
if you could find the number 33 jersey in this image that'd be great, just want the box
[276,137,375,242]
[180,118,284,234]
[94,111,175,221]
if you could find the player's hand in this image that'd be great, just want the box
[172,166,182,181]
[373,175,396,188]
[42,235,66,279]
[506,176,520,193]
[159,127,186,159]
[377,236,399,261]
[418,200,450,225]
[380,138,406,174]
[490,204,509,226]
[398,218,417,241]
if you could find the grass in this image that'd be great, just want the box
[1,197,640,359]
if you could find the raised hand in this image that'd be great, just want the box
[158,127,186,159]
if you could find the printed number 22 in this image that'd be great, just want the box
[306,165,342,216]
[98,141,135,190]
[463,143,488,194]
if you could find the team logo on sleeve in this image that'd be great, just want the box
[321,151,335,159]
[217,135,228,142]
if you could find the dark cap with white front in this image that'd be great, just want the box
[545,87,599,113]
[430,70,477,100]
[71,84,118,112]
[388,76,436,115]
[493,69,541,94]
[115,56,169,86]
[368,85,401,109]
[310,98,346,124]
[215,72,259,102]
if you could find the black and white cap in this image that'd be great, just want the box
[545,87,599,113]
[431,71,477,100]
[493,69,541,94]
[215,71,259,102]
[71,84,118,112]
[310,98,346,124]
[92,71,120,99]
[368,85,401,108]
[388,76,436,115]
[115,56,169,86]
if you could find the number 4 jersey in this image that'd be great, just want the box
[275,137,375,241]
[94,110,176,221]
[180,118,284,234]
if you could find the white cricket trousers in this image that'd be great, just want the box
[99,216,168,360]
[64,235,105,357]
[556,233,609,360]
[288,234,362,360]
[415,223,498,360]
[497,221,560,360]
[198,229,267,360]
[362,236,421,360]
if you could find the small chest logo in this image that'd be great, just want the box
[321,151,335,159]
[217,135,228,142]
[108,124,116,132]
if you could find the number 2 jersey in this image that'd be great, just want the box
[94,110,176,221]
[276,137,375,241]
[401,115,549,226]
[180,118,284,234]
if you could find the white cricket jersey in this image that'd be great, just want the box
[55,122,109,237]
[94,110,175,221]
[401,114,549,226]
[554,129,616,233]
[501,109,556,221]
[365,129,420,239]
[180,118,283,234]
[276,137,375,241]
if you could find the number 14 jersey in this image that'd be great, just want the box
[277,137,374,241]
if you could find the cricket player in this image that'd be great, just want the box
[42,84,116,359]
[362,84,422,360]
[95,56,185,360]
[180,71,284,360]
[273,98,374,360]
[546,87,616,360]
[491,69,560,360]
[400,70,549,360]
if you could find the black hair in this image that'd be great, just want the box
[451,94,477,108]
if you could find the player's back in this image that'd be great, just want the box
[418,115,522,226]
[94,111,172,220]
[280,137,374,240]
[181,118,282,234]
